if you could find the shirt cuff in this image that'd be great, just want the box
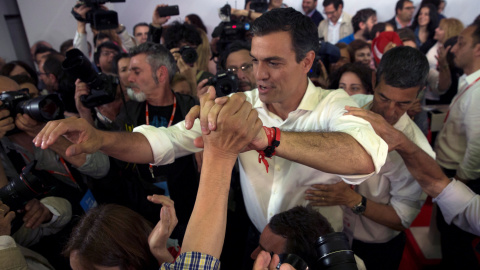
[433,179,476,224]
[133,125,176,165]
[0,235,17,250]
[40,203,60,225]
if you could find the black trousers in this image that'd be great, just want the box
[352,231,406,270]
[436,169,480,269]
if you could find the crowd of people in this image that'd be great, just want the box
[0,0,479,269]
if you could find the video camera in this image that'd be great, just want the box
[206,71,239,97]
[212,4,251,56]
[72,0,126,30]
[308,41,340,79]
[0,162,56,212]
[249,0,269,13]
[62,49,118,108]
[0,89,65,136]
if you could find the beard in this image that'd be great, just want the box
[127,87,147,102]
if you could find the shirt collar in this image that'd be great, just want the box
[465,68,480,85]
[307,9,316,17]
[252,79,318,112]
[329,12,343,26]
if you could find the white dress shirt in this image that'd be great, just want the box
[327,13,343,44]
[435,68,480,180]
[433,179,480,236]
[134,80,388,232]
[343,95,435,243]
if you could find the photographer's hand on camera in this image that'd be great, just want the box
[171,48,197,95]
[73,3,91,34]
[0,103,15,139]
[196,78,210,100]
[253,251,296,270]
[75,79,95,126]
[15,113,45,139]
[0,201,15,236]
[21,198,53,229]
[152,4,171,28]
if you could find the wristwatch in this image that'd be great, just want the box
[351,195,367,215]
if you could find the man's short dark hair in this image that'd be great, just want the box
[471,21,480,46]
[60,39,74,56]
[269,206,334,267]
[133,22,149,35]
[94,41,121,66]
[397,27,417,43]
[0,60,38,87]
[395,0,413,15]
[218,41,251,71]
[376,46,429,89]
[352,8,376,33]
[93,32,113,48]
[322,0,343,9]
[129,42,176,82]
[113,52,130,76]
[163,22,202,50]
[250,8,319,63]
[34,46,57,59]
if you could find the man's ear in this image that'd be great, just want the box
[302,50,316,74]
[359,21,366,31]
[473,43,480,58]
[156,66,169,83]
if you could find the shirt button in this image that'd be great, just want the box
[276,166,281,171]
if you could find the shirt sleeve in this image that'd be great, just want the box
[160,252,220,270]
[73,31,89,58]
[323,91,389,178]
[433,179,480,235]
[118,29,136,51]
[76,152,110,179]
[133,119,203,166]
[458,89,480,180]
[12,197,72,247]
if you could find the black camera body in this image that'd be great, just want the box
[0,89,65,136]
[0,162,56,212]
[178,46,198,65]
[72,0,125,30]
[249,0,269,13]
[206,71,239,97]
[62,49,117,108]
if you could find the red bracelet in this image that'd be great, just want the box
[257,127,281,173]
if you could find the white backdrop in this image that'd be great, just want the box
[16,0,480,53]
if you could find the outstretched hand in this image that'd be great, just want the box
[253,251,296,270]
[147,195,177,264]
[33,117,102,157]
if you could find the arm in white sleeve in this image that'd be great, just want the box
[133,119,203,166]
[73,30,90,58]
[433,179,480,236]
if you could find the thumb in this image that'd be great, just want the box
[193,137,204,148]
[66,144,84,156]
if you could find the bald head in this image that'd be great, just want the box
[0,76,20,92]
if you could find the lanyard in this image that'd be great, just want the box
[145,96,176,127]
[146,96,176,178]
[20,153,77,185]
[444,76,480,122]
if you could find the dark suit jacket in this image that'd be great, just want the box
[310,9,324,27]
[386,16,398,31]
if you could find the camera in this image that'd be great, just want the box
[212,4,251,56]
[0,162,56,212]
[0,89,65,136]
[206,71,239,97]
[314,232,358,270]
[178,46,198,65]
[249,0,269,13]
[72,0,126,30]
[62,49,118,108]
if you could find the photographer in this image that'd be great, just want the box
[164,22,214,97]
[72,2,134,59]
[0,75,109,205]
[0,196,72,270]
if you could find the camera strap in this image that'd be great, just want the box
[146,96,177,178]
[18,152,77,186]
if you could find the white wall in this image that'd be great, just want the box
[13,0,480,54]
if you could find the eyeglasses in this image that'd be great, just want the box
[227,63,253,74]
[404,6,416,10]
[101,50,117,57]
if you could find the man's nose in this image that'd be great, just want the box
[254,63,268,81]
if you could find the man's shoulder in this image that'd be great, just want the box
[396,114,435,157]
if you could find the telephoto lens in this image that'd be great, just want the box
[315,232,358,270]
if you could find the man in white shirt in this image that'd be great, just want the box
[34,7,387,248]
[317,0,353,44]
[306,46,432,270]
[433,21,480,269]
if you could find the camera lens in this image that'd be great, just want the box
[19,94,64,122]
[315,232,358,270]
[180,46,198,65]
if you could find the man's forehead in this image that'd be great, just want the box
[0,76,20,92]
